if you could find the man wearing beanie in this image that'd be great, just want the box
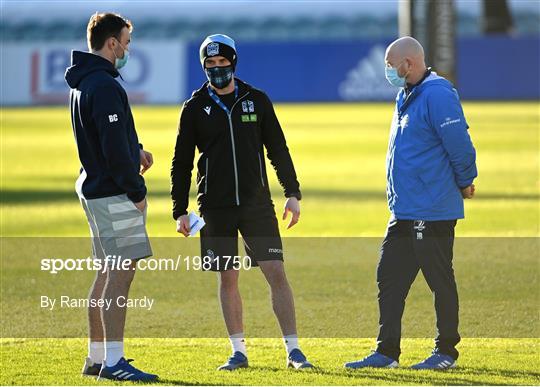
[170,34,313,371]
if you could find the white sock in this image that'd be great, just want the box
[104,341,124,367]
[229,333,247,356]
[284,334,299,354]
[88,341,105,364]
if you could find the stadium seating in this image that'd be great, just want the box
[1,12,538,42]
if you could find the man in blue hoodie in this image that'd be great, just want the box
[346,37,477,370]
[65,13,157,382]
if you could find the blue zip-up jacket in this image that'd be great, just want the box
[386,72,477,220]
[65,51,146,203]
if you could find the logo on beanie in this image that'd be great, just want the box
[207,42,219,57]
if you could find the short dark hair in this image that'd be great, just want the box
[87,12,132,51]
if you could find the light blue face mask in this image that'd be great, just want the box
[385,61,408,88]
[113,39,129,69]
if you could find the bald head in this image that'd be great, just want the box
[386,36,424,60]
[385,36,427,86]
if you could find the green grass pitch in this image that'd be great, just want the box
[1,102,539,385]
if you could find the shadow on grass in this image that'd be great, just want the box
[456,366,540,381]
[155,379,230,386]
[154,365,539,386]
[335,368,515,386]
[2,188,539,205]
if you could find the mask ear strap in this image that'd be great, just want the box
[109,39,117,60]
[404,60,412,79]
[113,37,126,52]
[110,37,119,57]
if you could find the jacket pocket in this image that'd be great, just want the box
[257,152,265,187]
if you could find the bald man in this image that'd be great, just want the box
[346,37,477,370]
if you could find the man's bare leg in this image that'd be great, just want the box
[258,260,312,368]
[219,269,243,335]
[101,260,136,366]
[217,269,248,369]
[85,269,107,366]
[258,260,297,336]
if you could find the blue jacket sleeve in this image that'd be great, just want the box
[91,84,146,202]
[428,87,478,188]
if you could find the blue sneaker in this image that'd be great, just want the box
[345,351,399,369]
[411,352,456,370]
[81,357,101,377]
[217,351,248,371]
[98,357,158,382]
[287,348,314,369]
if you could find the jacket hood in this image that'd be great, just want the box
[397,72,454,111]
[65,50,119,88]
[191,77,253,99]
[416,72,454,93]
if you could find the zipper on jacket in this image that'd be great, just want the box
[204,158,209,194]
[227,92,250,206]
[257,152,265,187]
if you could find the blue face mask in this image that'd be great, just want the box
[385,61,408,88]
[205,65,234,89]
[113,39,129,69]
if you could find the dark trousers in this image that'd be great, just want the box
[376,219,460,361]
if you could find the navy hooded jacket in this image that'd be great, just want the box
[386,72,477,220]
[65,51,146,203]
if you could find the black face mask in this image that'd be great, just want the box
[205,65,234,89]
